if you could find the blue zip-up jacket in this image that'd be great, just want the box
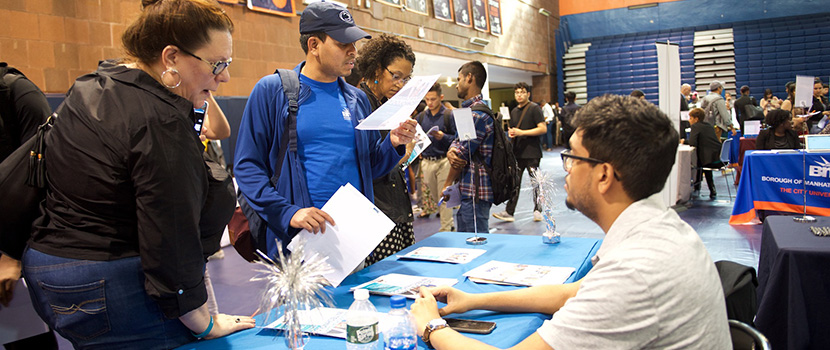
[234,63,404,257]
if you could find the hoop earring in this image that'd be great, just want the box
[161,67,181,89]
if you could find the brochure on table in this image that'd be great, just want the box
[288,183,394,287]
[266,307,390,339]
[350,273,458,298]
[463,260,575,287]
[355,74,440,130]
[398,246,486,264]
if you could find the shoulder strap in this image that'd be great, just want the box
[269,69,300,187]
[515,103,531,128]
[443,108,453,132]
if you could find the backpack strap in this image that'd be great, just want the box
[269,68,300,188]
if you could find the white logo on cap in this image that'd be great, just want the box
[339,10,353,24]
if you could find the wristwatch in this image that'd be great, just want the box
[422,318,449,349]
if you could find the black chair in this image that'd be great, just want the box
[715,260,758,325]
[729,319,771,350]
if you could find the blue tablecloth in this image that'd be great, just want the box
[755,216,830,350]
[177,232,601,350]
[730,150,830,224]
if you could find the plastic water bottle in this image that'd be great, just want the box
[383,296,417,350]
[346,289,379,350]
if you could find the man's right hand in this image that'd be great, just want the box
[447,148,467,169]
[0,254,22,307]
[427,285,473,317]
[290,208,335,234]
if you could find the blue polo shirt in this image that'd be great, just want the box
[297,74,362,208]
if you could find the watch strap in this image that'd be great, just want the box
[422,320,449,349]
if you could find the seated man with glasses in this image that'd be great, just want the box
[411,94,730,350]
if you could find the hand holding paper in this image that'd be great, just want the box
[390,119,418,147]
[289,207,335,234]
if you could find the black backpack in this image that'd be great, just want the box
[471,104,520,205]
[231,69,300,261]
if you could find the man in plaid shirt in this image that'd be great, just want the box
[442,61,494,233]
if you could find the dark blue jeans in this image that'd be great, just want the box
[22,248,194,350]
[456,198,492,233]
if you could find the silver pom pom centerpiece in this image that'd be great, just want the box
[250,240,334,349]
[530,168,561,244]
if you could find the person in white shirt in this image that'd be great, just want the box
[411,94,731,350]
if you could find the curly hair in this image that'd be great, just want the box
[765,109,792,129]
[356,33,415,82]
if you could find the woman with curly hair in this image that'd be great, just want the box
[756,109,801,150]
[355,33,417,265]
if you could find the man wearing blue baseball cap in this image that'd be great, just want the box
[235,1,417,258]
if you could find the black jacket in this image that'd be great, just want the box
[688,121,723,166]
[359,83,413,224]
[29,60,209,318]
[733,95,757,130]
[755,129,801,150]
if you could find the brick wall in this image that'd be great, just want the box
[0,0,557,97]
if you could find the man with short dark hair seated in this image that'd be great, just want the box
[411,95,730,350]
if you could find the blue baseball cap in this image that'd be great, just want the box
[300,2,371,44]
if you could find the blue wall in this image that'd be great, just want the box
[562,0,830,41]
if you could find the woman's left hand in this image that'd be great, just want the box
[390,120,417,147]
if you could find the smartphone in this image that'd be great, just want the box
[444,318,496,334]
[193,101,207,136]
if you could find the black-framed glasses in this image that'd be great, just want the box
[560,149,608,173]
[385,67,411,84]
[180,47,232,75]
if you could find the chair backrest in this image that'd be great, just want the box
[719,138,733,164]
[729,319,771,350]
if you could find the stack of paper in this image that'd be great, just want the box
[463,260,575,286]
[350,273,458,298]
[398,247,486,264]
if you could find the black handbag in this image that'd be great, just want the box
[0,113,54,260]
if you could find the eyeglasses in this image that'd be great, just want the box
[385,67,411,84]
[560,149,608,173]
[180,47,232,75]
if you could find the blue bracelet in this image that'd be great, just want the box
[192,315,214,339]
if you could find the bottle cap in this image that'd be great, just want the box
[390,295,406,309]
[354,288,370,300]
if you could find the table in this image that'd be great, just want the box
[755,216,830,350]
[662,144,696,206]
[178,232,601,350]
[729,150,830,224]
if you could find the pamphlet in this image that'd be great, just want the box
[401,124,431,170]
[265,307,388,339]
[350,273,458,298]
[356,74,440,130]
[463,260,575,287]
[398,246,486,264]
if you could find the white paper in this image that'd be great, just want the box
[499,106,510,120]
[0,279,50,344]
[398,246,486,264]
[794,75,815,108]
[680,111,690,121]
[355,75,440,130]
[453,108,477,142]
[463,260,575,286]
[743,120,761,135]
[350,273,458,298]
[288,183,395,287]
[401,123,431,170]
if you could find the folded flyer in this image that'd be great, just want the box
[350,273,458,298]
[398,246,486,264]
[463,260,575,287]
